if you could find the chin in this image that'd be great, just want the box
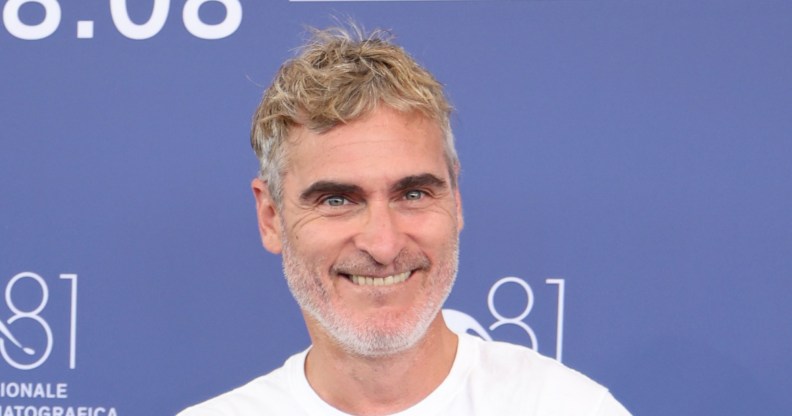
[316,306,439,358]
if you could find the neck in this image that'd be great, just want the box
[303,315,458,416]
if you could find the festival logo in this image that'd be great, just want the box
[1,271,119,415]
[0,272,76,371]
[443,276,566,362]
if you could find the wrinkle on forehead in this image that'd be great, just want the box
[286,108,442,157]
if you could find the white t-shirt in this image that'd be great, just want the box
[179,334,630,415]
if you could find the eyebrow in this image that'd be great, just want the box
[391,174,448,193]
[299,181,363,202]
[299,174,448,203]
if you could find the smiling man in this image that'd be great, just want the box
[179,26,630,416]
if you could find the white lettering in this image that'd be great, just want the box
[2,0,61,40]
[21,382,32,397]
[183,0,242,40]
[5,382,19,397]
[1,272,54,370]
[0,407,117,416]
[57,383,67,398]
[110,0,169,40]
[488,276,538,349]
[59,274,78,369]
[0,382,68,398]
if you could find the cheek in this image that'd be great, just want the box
[289,220,356,261]
[405,208,460,244]
[411,219,459,256]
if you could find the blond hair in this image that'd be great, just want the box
[251,25,457,205]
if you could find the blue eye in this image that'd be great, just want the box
[324,196,347,206]
[404,190,424,200]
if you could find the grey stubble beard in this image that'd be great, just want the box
[280,234,459,358]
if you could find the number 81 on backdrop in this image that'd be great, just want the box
[443,277,566,362]
[0,272,78,370]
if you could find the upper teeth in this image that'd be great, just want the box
[350,271,410,287]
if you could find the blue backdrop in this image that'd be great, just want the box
[2,1,791,414]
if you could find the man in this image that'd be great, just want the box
[180,25,630,415]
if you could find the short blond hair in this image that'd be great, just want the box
[251,25,457,205]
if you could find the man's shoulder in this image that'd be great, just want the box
[470,335,598,382]
[461,335,629,414]
[177,351,303,416]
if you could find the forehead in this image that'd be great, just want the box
[283,108,448,187]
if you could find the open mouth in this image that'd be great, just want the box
[346,271,411,287]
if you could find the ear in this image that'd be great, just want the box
[251,178,283,254]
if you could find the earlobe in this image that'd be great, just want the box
[252,178,283,254]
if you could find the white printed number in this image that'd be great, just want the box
[488,277,566,361]
[3,0,60,40]
[2,0,242,40]
[0,272,78,370]
[445,277,565,362]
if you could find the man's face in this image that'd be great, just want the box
[254,106,463,357]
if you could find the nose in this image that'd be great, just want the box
[353,200,406,266]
